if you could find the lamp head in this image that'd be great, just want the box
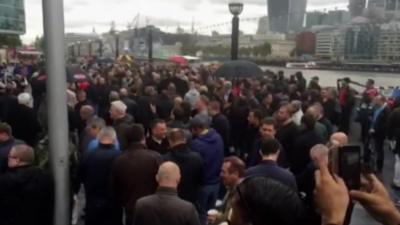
[229,2,243,16]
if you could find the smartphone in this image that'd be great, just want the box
[338,146,361,190]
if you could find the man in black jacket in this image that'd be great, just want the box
[146,119,170,155]
[6,93,41,147]
[164,128,203,206]
[133,161,200,225]
[367,95,391,172]
[0,144,53,225]
[209,101,230,156]
[78,127,122,225]
[275,103,298,168]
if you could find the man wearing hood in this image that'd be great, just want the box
[189,117,224,225]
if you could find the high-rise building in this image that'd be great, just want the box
[0,0,25,35]
[306,12,326,28]
[267,0,307,33]
[256,16,269,35]
[349,0,367,17]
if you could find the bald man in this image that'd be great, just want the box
[134,162,201,225]
[0,145,53,225]
[330,132,349,148]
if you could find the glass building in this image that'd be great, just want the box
[0,0,25,35]
[267,0,307,33]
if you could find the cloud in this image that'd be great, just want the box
[21,0,350,43]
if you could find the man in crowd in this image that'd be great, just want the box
[6,93,41,147]
[189,117,224,224]
[194,95,210,122]
[77,127,122,225]
[146,119,169,155]
[164,128,203,206]
[247,117,287,168]
[208,156,245,225]
[275,103,298,168]
[292,113,324,175]
[245,138,297,190]
[338,78,356,133]
[119,88,138,120]
[306,105,329,142]
[133,162,200,225]
[291,100,304,126]
[209,100,230,156]
[111,124,163,224]
[245,109,263,157]
[0,144,53,225]
[366,95,390,172]
[109,100,133,150]
[0,123,24,174]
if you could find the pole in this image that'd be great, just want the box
[115,34,119,59]
[231,15,239,60]
[42,0,70,225]
[99,40,103,57]
[88,41,92,57]
[148,26,153,63]
[78,42,81,57]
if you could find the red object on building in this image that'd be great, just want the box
[295,32,316,56]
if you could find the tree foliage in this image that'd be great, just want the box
[0,34,22,48]
[33,36,44,50]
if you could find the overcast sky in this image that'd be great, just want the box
[22,0,349,43]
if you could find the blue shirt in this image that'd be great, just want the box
[88,139,121,152]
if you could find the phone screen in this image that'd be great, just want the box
[338,146,361,190]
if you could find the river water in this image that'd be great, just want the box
[264,66,400,91]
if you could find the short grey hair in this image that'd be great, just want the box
[97,126,117,142]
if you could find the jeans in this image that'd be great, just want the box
[197,183,220,225]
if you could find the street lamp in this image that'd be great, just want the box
[98,37,104,57]
[229,2,243,60]
[115,32,120,59]
[88,39,92,57]
[77,41,81,57]
[148,25,153,63]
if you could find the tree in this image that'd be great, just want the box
[259,42,272,57]
[33,36,44,50]
[0,34,22,48]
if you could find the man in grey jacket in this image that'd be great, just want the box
[133,161,200,225]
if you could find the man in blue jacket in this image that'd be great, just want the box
[189,117,224,225]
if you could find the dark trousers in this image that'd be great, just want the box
[340,106,353,134]
[85,205,122,225]
[364,136,385,172]
[197,183,220,225]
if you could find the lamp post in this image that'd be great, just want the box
[98,37,103,57]
[229,2,243,60]
[42,0,70,224]
[148,25,153,63]
[77,41,81,57]
[115,32,120,59]
[88,39,92,57]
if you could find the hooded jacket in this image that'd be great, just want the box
[190,129,223,185]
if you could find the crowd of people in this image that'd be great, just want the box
[1,59,400,225]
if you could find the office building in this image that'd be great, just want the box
[0,0,25,35]
[306,12,325,28]
[349,0,367,17]
[267,0,307,33]
[256,16,269,35]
